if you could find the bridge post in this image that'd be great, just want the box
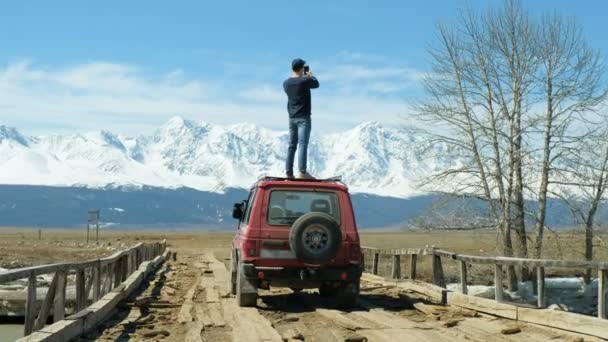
[432,255,446,288]
[494,264,504,302]
[93,261,101,301]
[114,260,121,288]
[34,271,59,331]
[76,269,86,312]
[391,254,401,279]
[537,266,546,308]
[53,271,67,322]
[372,252,379,275]
[121,255,128,281]
[409,254,417,280]
[24,271,37,335]
[599,269,607,319]
[459,260,468,294]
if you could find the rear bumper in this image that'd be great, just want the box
[242,263,362,283]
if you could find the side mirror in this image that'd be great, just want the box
[232,203,244,220]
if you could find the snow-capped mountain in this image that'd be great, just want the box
[0,117,462,197]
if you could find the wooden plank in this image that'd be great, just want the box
[459,260,468,295]
[372,252,379,275]
[434,249,456,258]
[432,255,446,288]
[519,306,608,340]
[194,304,213,328]
[412,302,447,315]
[316,309,375,330]
[599,269,606,319]
[53,271,67,322]
[351,309,420,329]
[178,301,194,324]
[447,292,517,320]
[205,287,220,303]
[24,271,37,336]
[453,254,608,269]
[207,302,225,327]
[409,254,417,280]
[537,266,546,308]
[178,279,199,324]
[360,274,447,304]
[184,322,204,342]
[391,254,401,279]
[494,264,504,302]
[76,270,86,312]
[362,328,446,342]
[0,242,145,284]
[34,271,59,331]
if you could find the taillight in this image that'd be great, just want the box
[241,239,258,257]
[349,244,361,263]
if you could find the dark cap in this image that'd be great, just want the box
[291,58,306,71]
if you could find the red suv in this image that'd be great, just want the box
[230,176,362,307]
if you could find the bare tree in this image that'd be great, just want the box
[416,1,537,289]
[415,0,607,285]
[532,13,608,259]
[553,124,608,282]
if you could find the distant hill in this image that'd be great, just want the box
[0,185,602,229]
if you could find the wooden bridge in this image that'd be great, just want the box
[0,240,168,341]
[1,239,607,341]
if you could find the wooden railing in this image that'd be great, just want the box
[0,240,167,337]
[361,246,608,319]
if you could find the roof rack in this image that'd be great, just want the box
[257,175,344,184]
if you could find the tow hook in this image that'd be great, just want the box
[299,268,317,280]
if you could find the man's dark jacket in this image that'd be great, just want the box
[283,76,319,118]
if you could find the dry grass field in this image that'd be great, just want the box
[1,227,606,285]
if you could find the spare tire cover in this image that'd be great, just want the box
[289,212,341,264]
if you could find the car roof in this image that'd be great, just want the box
[253,177,348,192]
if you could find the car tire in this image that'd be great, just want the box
[289,212,341,265]
[236,259,257,307]
[336,280,359,308]
[229,249,237,295]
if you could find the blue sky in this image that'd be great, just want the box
[1,0,607,135]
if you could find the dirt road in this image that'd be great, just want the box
[76,240,597,342]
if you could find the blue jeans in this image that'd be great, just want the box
[285,117,311,174]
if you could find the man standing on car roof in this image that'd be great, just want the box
[283,58,319,180]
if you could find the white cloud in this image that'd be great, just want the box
[0,58,421,135]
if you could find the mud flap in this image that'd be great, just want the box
[237,261,258,307]
[238,263,258,293]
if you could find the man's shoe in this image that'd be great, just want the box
[286,172,295,180]
[297,172,316,180]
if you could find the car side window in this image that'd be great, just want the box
[242,189,256,224]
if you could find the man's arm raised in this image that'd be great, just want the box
[307,75,319,89]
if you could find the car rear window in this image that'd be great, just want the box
[267,190,340,226]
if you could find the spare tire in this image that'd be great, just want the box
[289,212,341,264]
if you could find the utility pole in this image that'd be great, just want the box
[87,210,100,243]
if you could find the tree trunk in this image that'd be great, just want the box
[534,78,553,260]
[583,150,607,283]
[512,99,529,281]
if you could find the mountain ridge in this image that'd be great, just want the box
[0,117,462,197]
